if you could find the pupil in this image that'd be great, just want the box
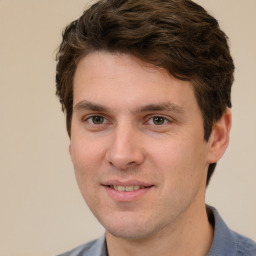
[153,117,164,125]
[93,116,103,124]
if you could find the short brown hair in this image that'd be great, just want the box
[56,0,234,185]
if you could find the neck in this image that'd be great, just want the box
[106,204,213,256]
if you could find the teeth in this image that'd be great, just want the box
[112,185,145,192]
[133,185,141,190]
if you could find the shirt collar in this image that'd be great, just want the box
[85,234,107,256]
[207,205,237,255]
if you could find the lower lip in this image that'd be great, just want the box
[103,186,153,202]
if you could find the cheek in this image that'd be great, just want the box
[70,138,105,188]
[71,137,104,166]
[152,138,207,186]
[70,141,103,205]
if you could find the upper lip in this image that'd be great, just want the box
[102,179,153,187]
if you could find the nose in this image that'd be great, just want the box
[105,123,145,170]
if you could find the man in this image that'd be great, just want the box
[55,0,256,255]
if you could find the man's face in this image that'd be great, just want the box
[70,51,213,240]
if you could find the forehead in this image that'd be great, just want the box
[74,51,170,87]
[73,51,198,112]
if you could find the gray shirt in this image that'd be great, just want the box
[58,206,256,256]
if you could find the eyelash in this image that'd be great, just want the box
[146,115,170,126]
[84,115,110,125]
[83,114,172,126]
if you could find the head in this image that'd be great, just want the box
[56,0,234,185]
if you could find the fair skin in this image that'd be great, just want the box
[69,51,231,256]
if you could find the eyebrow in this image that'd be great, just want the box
[73,100,184,114]
[73,100,109,112]
[136,102,184,114]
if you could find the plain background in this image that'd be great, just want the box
[0,0,255,255]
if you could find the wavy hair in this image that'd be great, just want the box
[56,0,234,185]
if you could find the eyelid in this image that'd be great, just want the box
[83,114,111,124]
[146,114,172,121]
[145,114,174,125]
[81,113,173,127]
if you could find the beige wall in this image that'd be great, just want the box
[0,1,255,255]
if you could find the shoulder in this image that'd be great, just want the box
[57,235,107,256]
[207,205,256,256]
[233,231,256,255]
[57,240,97,256]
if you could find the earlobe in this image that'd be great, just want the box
[207,108,232,164]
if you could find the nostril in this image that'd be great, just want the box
[127,161,136,166]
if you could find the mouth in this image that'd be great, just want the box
[107,185,150,192]
[102,181,153,202]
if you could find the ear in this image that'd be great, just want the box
[69,143,73,161]
[207,108,232,164]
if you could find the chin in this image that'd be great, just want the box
[103,217,166,241]
[107,228,153,241]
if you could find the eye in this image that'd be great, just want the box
[86,115,107,125]
[148,116,169,125]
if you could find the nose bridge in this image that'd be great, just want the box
[106,119,144,169]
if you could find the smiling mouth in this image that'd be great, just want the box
[108,185,148,192]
